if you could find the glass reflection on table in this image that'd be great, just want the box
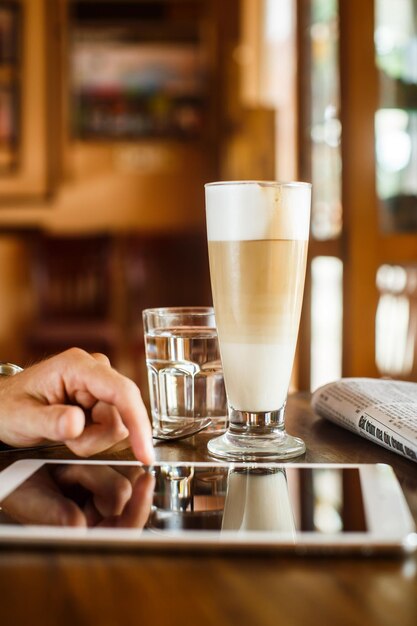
[221,468,296,536]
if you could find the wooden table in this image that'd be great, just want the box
[0,393,416,626]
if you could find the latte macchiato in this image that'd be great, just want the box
[204,180,311,461]
[205,182,310,414]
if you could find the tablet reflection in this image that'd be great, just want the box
[0,464,155,529]
[0,463,364,535]
[148,465,226,530]
[222,468,296,538]
[148,466,297,537]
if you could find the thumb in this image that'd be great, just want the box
[21,405,86,443]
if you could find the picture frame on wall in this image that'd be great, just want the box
[0,2,20,65]
[71,26,207,140]
[0,2,20,173]
[0,83,18,171]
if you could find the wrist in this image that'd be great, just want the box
[0,363,23,377]
[0,363,24,449]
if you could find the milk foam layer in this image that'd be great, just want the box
[205,181,311,242]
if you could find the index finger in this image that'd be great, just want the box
[83,370,154,463]
[50,350,155,463]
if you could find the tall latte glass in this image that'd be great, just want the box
[205,181,311,461]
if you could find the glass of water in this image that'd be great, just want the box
[142,306,227,432]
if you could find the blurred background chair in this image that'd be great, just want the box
[120,231,211,396]
[25,233,122,366]
[122,231,210,314]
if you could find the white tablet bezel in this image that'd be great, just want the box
[0,459,415,555]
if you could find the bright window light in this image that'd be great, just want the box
[311,256,343,391]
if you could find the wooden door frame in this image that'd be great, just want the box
[297,0,381,390]
[339,0,380,377]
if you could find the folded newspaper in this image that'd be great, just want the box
[311,378,417,463]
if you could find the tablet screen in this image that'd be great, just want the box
[0,463,367,535]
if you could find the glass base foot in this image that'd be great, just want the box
[207,429,306,462]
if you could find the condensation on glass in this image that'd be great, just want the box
[375,0,417,233]
[375,263,417,377]
[309,0,342,240]
[311,256,343,391]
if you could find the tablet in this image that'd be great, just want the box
[0,460,415,555]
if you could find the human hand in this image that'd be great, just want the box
[1,463,155,528]
[0,348,154,462]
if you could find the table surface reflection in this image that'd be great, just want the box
[0,392,416,626]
